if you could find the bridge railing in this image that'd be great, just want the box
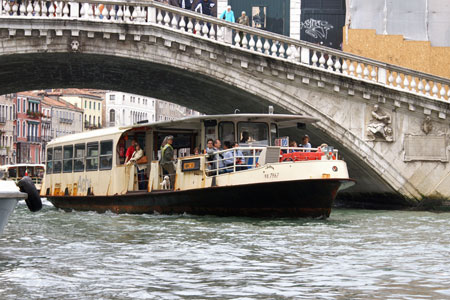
[1,0,449,102]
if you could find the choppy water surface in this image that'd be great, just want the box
[1,201,450,300]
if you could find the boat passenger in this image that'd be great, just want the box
[300,135,312,152]
[233,142,246,170]
[161,136,176,187]
[289,140,298,153]
[128,143,146,190]
[240,131,249,143]
[124,139,137,164]
[193,147,200,155]
[222,141,234,172]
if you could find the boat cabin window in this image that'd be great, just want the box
[237,122,269,145]
[18,166,27,177]
[63,145,74,173]
[218,122,235,144]
[100,140,113,170]
[53,147,63,173]
[270,123,278,146]
[86,142,99,171]
[8,167,17,178]
[46,148,53,174]
[74,143,85,172]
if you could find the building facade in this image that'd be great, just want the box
[42,96,83,139]
[15,92,42,164]
[156,100,200,122]
[0,94,15,165]
[105,91,156,127]
[52,89,103,131]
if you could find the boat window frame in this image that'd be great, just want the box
[74,143,86,172]
[99,140,113,170]
[218,121,235,144]
[53,146,63,174]
[63,145,74,173]
[270,123,278,146]
[46,147,53,174]
[237,122,270,145]
[85,142,99,172]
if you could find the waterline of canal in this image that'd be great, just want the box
[1,201,449,299]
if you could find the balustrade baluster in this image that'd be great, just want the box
[187,18,193,33]
[334,58,341,73]
[311,51,318,67]
[271,42,278,57]
[370,66,377,81]
[356,63,362,78]
[94,4,100,20]
[4,2,11,16]
[327,55,333,71]
[319,53,326,68]
[194,22,201,35]
[403,75,410,91]
[286,45,292,60]
[388,72,394,86]
[179,17,186,32]
[102,5,109,21]
[117,5,124,22]
[418,79,424,94]
[63,2,70,18]
[234,32,241,47]
[410,77,417,92]
[263,40,270,55]
[42,1,48,17]
[248,35,255,51]
[109,6,117,22]
[256,37,263,52]
[34,1,40,17]
[363,65,369,79]
[12,2,18,16]
[342,59,348,75]
[171,13,178,29]
[163,12,170,26]
[132,6,139,23]
[19,1,26,16]
[26,1,33,16]
[278,43,285,58]
[201,23,208,37]
[395,73,402,88]
[125,6,132,23]
[241,34,248,49]
[431,83,438,98]
[348,62,355,76]
[209,25,216,40]
[440,86,446,99]
[424,81,431,95]
[48,2,55,18]
[156,9,163,24]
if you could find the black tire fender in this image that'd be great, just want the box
[18,176,42,212]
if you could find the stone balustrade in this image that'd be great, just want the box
[1,0,450,102]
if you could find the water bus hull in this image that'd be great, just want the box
[48,178,352,218]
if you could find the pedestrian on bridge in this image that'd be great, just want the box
[219,5,235,44]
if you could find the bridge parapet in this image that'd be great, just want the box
[2,0,450,104]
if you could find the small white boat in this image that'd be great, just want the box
[0,180,27,234]
[0,164,45,192]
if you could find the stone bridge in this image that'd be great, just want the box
[1,0,450,207]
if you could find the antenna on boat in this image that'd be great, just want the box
[234,109,240,114]
[268,106,274,115]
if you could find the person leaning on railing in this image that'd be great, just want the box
[160,135,176,186]
[222,141,234,172]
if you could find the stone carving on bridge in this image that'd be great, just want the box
[422,116,433,134]
[366,104,394,142]
[70,40,80,52]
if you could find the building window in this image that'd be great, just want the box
[110,95,115,101]
[17,99,20,112]
[84,101,87,109]
[110,109,115,123]
[89,101,92,109]
[23,99,26,113]
[22,121,26,137]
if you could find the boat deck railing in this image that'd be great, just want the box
[205,145,339,176]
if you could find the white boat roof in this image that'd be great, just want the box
[48,113,318,146]
[0,164,45,169]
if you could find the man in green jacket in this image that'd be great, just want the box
[161,136,176,188]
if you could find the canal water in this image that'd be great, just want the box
[1,201,449,300]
